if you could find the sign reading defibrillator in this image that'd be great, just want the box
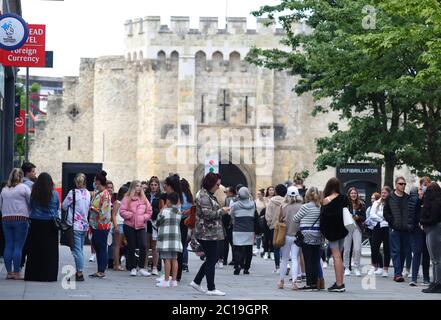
[0,13,29,51]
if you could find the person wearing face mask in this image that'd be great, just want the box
[418,177,432,285]
[88,171,112,279]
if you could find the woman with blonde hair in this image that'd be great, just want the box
[294,187,323,290]
[62,173,91,281]
[120,180,152,277]
[0,168,31,280]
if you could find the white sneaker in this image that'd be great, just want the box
[130,268,138,276]
[89,254,96,262]
[151,268,159,276]
[156,280,170,288]
[206,289,226,296]
[403,270,409,278]
[273,268,280,273]
[374,268,383,275]
[368,267,375,275]
[190,281,207,294]
[354,268,361,277]
[156,275,164,282]
[407,273,412,278]
[271,254,275,261]
[382,270,388,277]
[217,262,223,269]
[170,280,178,287]
[323,262,328,269]
[138,269,151,277]
[344,269,351,276]
[264,254,269,260]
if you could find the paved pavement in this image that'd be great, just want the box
[0,246,439,300]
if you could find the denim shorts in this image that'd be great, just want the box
[328,238,345,252]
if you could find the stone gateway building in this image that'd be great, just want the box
[30,16,343,193]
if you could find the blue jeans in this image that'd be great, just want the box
[71,231,86,273]
[409,229,423,282]
[390,229,411,277]
[91,229,109,273]
[2,220,29,273]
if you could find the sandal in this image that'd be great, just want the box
[89,272,106,279]
[6,273,14,280]
[277,281,284,289]
[12,273,24,280]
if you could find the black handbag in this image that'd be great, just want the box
[294,215,320,247]
[60,189,75,249]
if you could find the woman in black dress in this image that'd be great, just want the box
[25,173,59,282]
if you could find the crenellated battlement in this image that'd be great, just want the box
[124,16,290,37]
[124,16,311,62]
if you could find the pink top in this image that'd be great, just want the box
[120,195,152,230]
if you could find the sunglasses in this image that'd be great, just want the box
[397,183,406,186]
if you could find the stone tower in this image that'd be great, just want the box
[30,16,341,193]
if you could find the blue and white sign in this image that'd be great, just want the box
[0,13,29,51]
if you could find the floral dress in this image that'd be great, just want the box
[89,189,111,230]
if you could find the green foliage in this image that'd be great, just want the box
[247,0,441,183]
[14,81,41,158]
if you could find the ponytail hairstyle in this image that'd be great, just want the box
[305,186,321,207]
[7,168,24,188]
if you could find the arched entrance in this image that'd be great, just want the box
[193,163,255,196]
[219,162,247,189]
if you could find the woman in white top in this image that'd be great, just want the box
[369,186,392,277]
[111,185,128,271]
[62,173,91,281]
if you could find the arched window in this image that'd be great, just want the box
[133,52,137,61]
[170,51,179,71]
[157,50,166,69]
[195,50,206,73]
[229,51,241,71]
[127,52,131,61]
[212,51,224,72]
[139,51,144,60]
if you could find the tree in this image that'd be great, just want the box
[246,0,441,186]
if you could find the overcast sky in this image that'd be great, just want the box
[19,0,279,78]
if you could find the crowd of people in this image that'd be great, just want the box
[1,163,441,295]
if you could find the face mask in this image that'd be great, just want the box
[422,186,427,193]
[93,182,96,189]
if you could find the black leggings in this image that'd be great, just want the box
[123,225,147,269]
[372,225,390,268]
[233,245,253,271]
[302,244,321,287]
[194,239,218,291]
[262,224,273,253]
[176,221,188,281]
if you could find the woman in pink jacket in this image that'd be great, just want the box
[120,180,152,277]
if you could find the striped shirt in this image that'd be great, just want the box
[293,201,322,245]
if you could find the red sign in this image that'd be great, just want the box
[0,24,46,67]
[15,109,25,134]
